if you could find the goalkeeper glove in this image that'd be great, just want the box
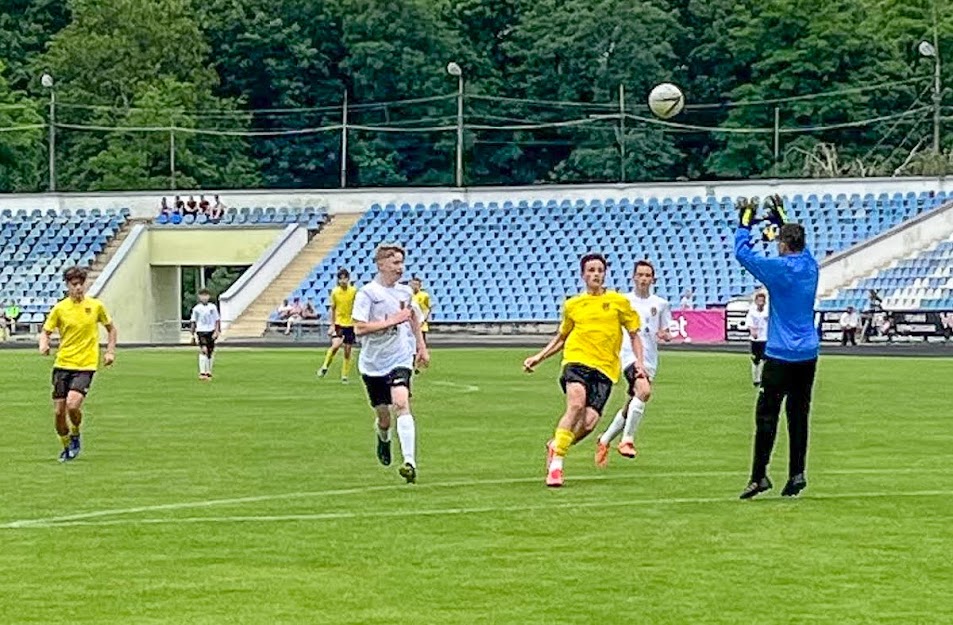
[736,196,758,228]
[764,194,789,226]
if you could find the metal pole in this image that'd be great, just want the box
[456,75,464,188]
[169,127,177,190]
[773,106,781,168]
[618,84,626,183]
[932,0,942,154]
[340,90,348,188]
[48,90,56,192]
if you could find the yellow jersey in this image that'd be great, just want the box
[413,290,432,332]
[330,285,357,326]
[558,290,641,383]
[43,296,112,371]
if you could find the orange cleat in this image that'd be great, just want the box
[617,440,638,459]
[595,441,610,468]
[546,467,564,487]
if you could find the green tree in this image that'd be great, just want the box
[41,0,257,191]
[0,61,44,192]
[0,0,71,92]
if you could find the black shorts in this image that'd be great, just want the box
[622,363,653,397]
[51,368,95,400]
[559,363,613,415]
[362,367,413,407]
[335,325,356,345]
[750,341,767,363]
[197,331,216,355]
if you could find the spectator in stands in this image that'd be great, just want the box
[300,302,319,338]
[175,195,185,212]
[187,195,198,212]
[284,298,304,337]
[3,302,20,335]
[198,195,210,215]
[680,289,695,310]
[839,306,859,346]
[210,195,226,221]
[276,299,292,320]
[160,197,171,216]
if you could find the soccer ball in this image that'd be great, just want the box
[648,83,685,119]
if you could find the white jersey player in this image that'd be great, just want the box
[746,291,769,386]
[189,289,221,380]
[351,243,429,484]
[596,260,672,466]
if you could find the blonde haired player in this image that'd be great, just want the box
[595,260,672,465]
[39,266,117,462]
[523,253,646,487]
[352,244,430,483]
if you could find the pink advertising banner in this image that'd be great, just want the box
[668,309,726,344]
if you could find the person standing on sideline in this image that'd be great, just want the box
[839,306,859,346]
[746,291,769,386]
[734,195,819,499]
[190,289,221,380]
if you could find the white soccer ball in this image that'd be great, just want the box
[648,83,685,119]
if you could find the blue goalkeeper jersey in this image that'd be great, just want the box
[734,226,820,362]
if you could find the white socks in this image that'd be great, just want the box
[752,362,763,385]
[396,413,416,467]
[621,397,646,442]
[199,354,214,375]
[599,410,627,445]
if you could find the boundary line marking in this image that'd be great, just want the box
[1,467,946,530]
[7,489,952,529]
[430,380,481,393]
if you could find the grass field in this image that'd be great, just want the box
[1,347,951,624]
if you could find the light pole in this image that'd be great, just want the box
[41,73,55,192]
[919,5,942,154]
[447,62,464,188]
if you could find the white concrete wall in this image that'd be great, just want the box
[818,201,953,295]
[219,224,308,330]
[2,176,951,219]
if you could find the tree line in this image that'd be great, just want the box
[1,0,950,193]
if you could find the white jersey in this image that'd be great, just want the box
[190,302,220,333]
[620,292,671,377]
[352,279,419,377]
[746,306,769,343]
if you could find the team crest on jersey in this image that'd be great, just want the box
[602,303,610,310]
[651,307,658,317]
[85,307,92,314]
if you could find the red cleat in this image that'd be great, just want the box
[546,467,564,487]
[617,440,638,459]
[545,439,554,469]
[595,441,610,468]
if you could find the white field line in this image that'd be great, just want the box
[0,467,946,530]
[430,380,481,392]
[7,489,953,529]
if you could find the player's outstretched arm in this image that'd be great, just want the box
[523,333,566,373]
[409,303,430,369]
[38,329,51,356]
[629,331,647,377]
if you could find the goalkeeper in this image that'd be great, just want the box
[734,195,819,500]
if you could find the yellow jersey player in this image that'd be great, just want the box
[39,266,117,462]
[409,276,432,372]
[319,268,358,382]
[523,253,646,487]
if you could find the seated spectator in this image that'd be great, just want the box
[302,302,318,322]
[3,302,20,336]
[679,288,695,310]
[284,298,304,338]
[175,195,185,212]
[160,197,171,216]
[199,194,210,214]
[211,195,226,221]
[276,299,292,320]
[187,195,198,212]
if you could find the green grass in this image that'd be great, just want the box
[1,348,951,624]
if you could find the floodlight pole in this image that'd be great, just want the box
[773,106,781,170]
[619,84,626,183]
[931,1,942,155]
[44,80,56,192]
[169,127,177,190]
[455,73,464,188]
[340,90,349,188]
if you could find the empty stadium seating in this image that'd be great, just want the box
[0,208,128,324]
[280,191,949,323]
[155,205,329,229]
[821,233,953,311]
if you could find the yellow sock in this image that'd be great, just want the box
[321,350,334,370]
[342,355,352,378]
[59,434,70,449]
[69,425,80,436]
[552,428,574,458]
